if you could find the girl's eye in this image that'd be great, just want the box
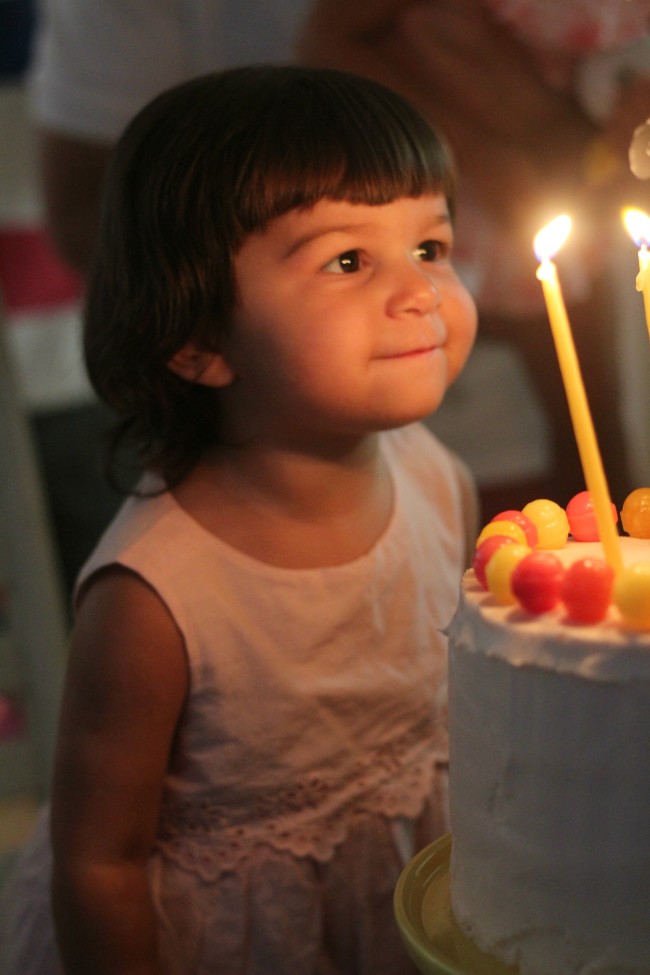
[323,250,361,274]
[413,239,445,263]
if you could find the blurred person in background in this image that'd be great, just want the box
[30,0,311,275]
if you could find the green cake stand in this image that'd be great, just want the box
[394,834,518,975]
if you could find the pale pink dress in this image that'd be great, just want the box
[1,424,476,975]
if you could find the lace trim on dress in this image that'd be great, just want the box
[156,719,447,881]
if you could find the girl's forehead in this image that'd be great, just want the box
[261,194,451,242]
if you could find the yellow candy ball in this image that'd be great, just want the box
[485,543,531,605]
[621,488,650,539]
[522,499,570,550]
[613,563,650,630]
[476,520,528,549]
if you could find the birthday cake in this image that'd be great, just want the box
[447,495,650,975]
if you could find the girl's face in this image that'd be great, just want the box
[222,194,477,446]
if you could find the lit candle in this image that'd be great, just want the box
[534,215,623,573]
[622,208,650,339]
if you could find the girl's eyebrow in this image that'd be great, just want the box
[284,212,451,259]
[284,223,376,258]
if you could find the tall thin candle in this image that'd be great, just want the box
[623,208,650,340]
[534,215,623,573]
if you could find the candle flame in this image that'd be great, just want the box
[623,208,650,248]
[533,215,572,263]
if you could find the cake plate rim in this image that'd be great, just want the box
[393,832,519,975]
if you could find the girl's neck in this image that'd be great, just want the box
[172,433,395,568]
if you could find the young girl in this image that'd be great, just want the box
[2,65,477,975]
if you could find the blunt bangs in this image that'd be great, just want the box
[228,68,456,239]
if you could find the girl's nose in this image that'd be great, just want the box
[386,263,441,318]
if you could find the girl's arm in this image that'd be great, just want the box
[50,566,189,975]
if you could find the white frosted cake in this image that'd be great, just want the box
[448,536,650,975]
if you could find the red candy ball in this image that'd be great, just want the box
[511,551,565,615]
[473,535,517,590]
[560,558,614,624]
[491,509,539,548]
[566,491,618,542]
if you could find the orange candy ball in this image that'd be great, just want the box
[621,488,650,539]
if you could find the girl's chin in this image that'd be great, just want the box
[372,396,448,431]
[393,381,450,422]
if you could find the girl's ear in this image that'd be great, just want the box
[167,343,235,388]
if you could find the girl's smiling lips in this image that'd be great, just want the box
[382,345,439,358]
[377,321,448,360]
[376,338,444,359]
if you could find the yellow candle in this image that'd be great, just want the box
[534,215,623,573]
[623,208,650,339]
[636,244,650,338]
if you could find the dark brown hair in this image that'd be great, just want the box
[84,65,456,489]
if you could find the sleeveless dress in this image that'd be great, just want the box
[1,424,476,975]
